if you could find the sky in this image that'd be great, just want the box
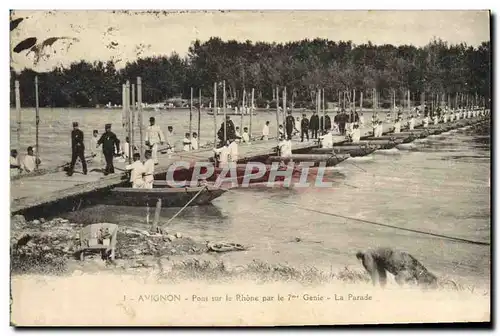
[10,10,490,72]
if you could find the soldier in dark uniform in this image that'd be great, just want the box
[97,123,120,175]
[217,116,236,145]
[309,111,320,139]
[324,113,332,131]
[285,111,296,139]
[67,122,87,176]
[300,113,309,142]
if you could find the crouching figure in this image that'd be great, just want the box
[356,247,438,289]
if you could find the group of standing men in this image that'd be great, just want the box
[284,109,356,142]
[66,116,170,178]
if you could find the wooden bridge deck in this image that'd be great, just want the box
[10,116,486,214]
[10,137,320,214]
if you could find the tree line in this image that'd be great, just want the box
[10,37,491,109]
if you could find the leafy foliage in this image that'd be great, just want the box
[10,38,490,108]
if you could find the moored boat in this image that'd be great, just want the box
[266,153,350,167]
[311,145,377,157]
[104,185,227,207]
[168,163,295,185]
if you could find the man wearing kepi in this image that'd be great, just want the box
[145,116,165,165]
[67,122,87,176]
[285,110,296,139]
[97,123,120,176]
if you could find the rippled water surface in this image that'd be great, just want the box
[12,108,490,287]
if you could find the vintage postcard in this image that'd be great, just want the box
[9,10,491,326]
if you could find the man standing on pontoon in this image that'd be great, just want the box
[285,110,296,140]
[145,117,165,165]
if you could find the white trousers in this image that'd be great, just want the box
[144,175,154,189]
[132,179,146,189]
[151,143,159,164]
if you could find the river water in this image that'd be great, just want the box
[10,108,491,288]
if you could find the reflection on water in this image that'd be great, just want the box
[62,121,490,288]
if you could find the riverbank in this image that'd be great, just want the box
[10,212,490,326]
[11,214,487,292]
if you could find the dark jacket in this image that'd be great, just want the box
[325,115,332,130]
[217,120,236,141]
[71,129,85,150]
[309,114,319,130]
[97,131,120,153]
[285,115,296,131]
[354,113,360,122]
[339,113,348,124]
[300,117,309,130]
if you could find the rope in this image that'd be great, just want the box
[271,200,490,246]
[161,186,208,228]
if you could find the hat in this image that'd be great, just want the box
[72,122,78,127]
[105,123,111,129]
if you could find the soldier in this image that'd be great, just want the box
[67,122,87,176]
[145,117,165,165]
[97,124,120,176]
[309,111,320,139]
[300,113,309,142]
[285,110,296,139]
[217,116,236,145]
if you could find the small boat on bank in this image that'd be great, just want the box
[104,185,227,207]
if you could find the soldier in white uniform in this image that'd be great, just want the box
[125,153,145,189]
[213,141,231,168]
[351,124,361,143]
[145,117,165,164]
[393,118,401,134]
[143,150,155,189]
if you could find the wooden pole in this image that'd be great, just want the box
[322,88,326,130]
[126,80,132,164]
[250,88,254,139]
[131,83,136,122]
[392,89,395,111]
[352,89,356,122]
[283,87,287,134]
[223,80,227,143]
[275,86,280,138]
[131,83,135,156]
[407,89,410,113]
[372,88,376,116]
[360,92,363,113]
[198,89,201,145]
[338,91,341,111]
[15,80,21,149]
[189,87,193,137]
[121,84,126,129]
[240,88,245,136]
[137,77,144,160]
[34,76,40,169]
[152,198,162,232]
[317,89,321,132]
[421,92,425,114]
[213,82,217,145]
